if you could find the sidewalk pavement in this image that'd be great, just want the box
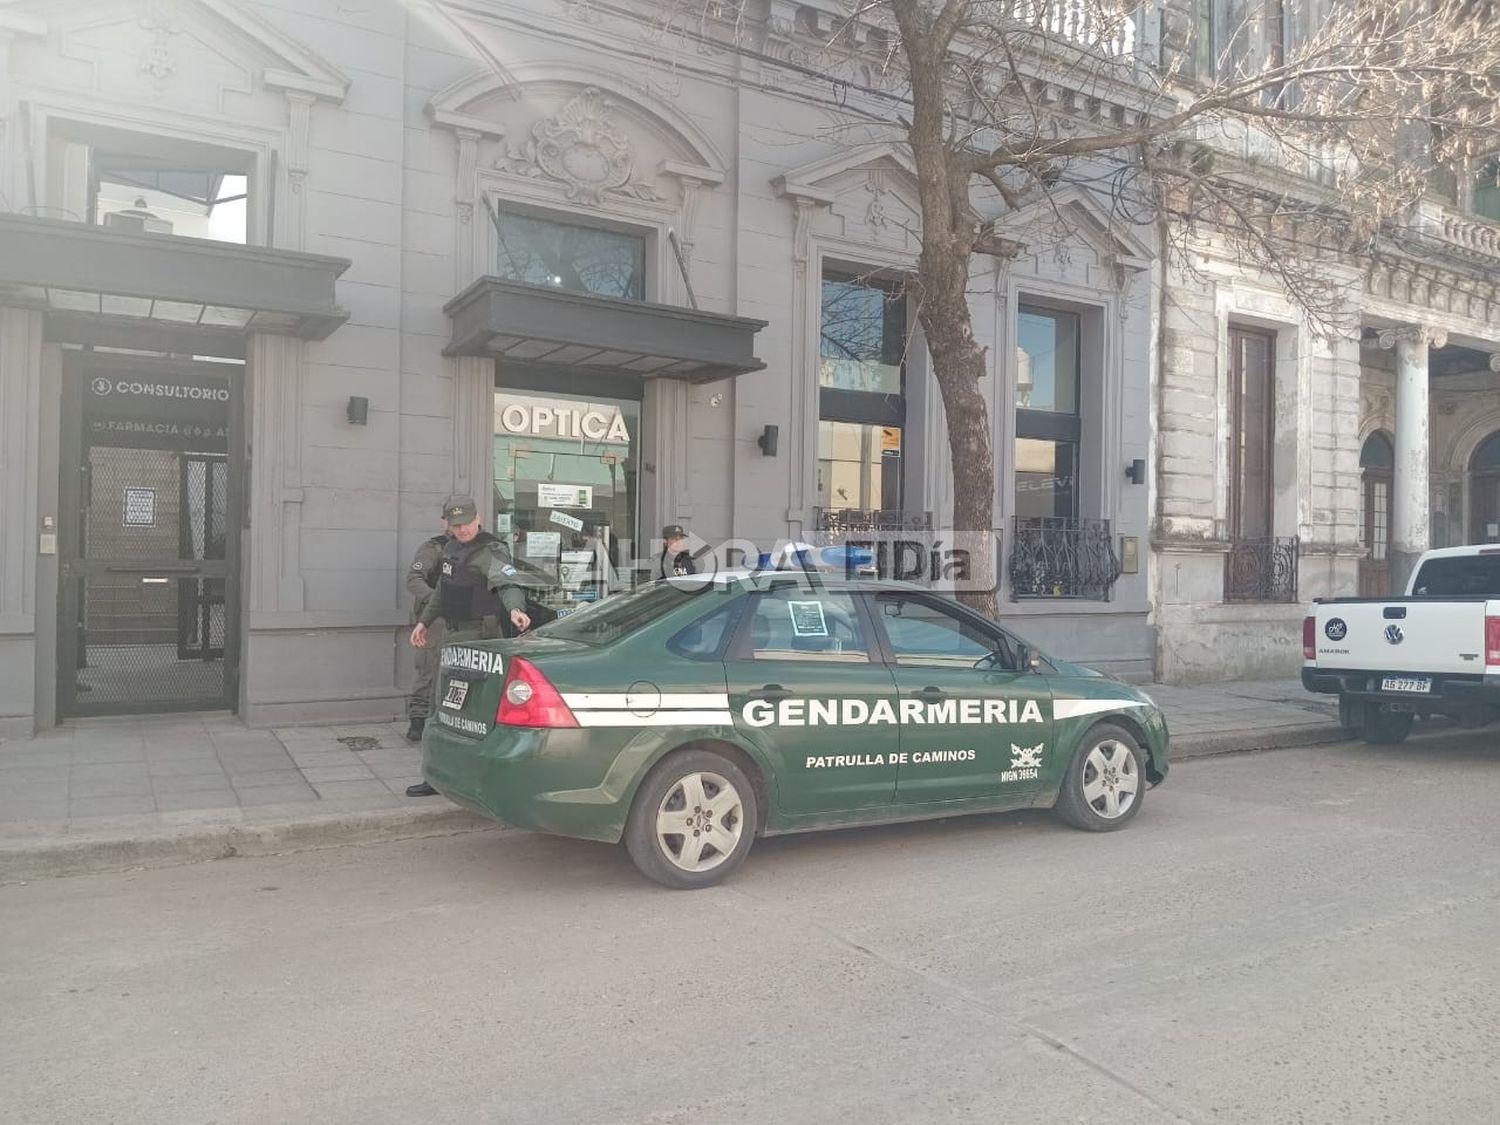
[0,677,1347,881]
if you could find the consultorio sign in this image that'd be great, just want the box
[494,394,630,444]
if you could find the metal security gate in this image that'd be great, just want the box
[58,357,242,717]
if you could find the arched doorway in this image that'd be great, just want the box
[1470,431,1500,545]
[1359,431,1394,595]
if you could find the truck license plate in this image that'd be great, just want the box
[441,680,470,710]
[1380,676,1431,694]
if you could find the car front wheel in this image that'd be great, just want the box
[624,749,758,889]
[1055,723,1146,832]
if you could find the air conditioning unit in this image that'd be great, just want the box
[104,209,173,235]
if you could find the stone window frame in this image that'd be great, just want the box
[815,263,912,517]
[789,236,930,537]
[1013,301,1085,522]
[1210,291,1313,573]
[1003,287,1118,529]
[25,100,280,250]
[486,198,651,303]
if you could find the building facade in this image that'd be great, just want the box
[1152,0,1500,682]
[0,0,1162,734]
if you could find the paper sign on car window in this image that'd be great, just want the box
[788,600,829,637]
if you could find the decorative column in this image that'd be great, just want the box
[275,92,315,250]
[447,124,498,516]
[1378,325,1445,593]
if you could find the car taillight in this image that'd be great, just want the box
[1303,615,1316,661]
[1486,614,1500,667]
[496,657,578,728]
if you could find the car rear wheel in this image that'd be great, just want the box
[1054,724,1145,832]
[624,749,758,889]
[1361,703,1414,745]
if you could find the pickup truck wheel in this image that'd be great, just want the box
[1362,703,1414,745]
[1055,724,1145,832]
[624,749,758,890]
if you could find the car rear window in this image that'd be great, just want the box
[533,582,712,646]
[1410,555,1500,597]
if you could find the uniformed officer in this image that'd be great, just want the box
[402,509,452,744]
[658,524,697,579]
[407,496,532,797]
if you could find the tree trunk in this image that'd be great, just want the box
[917,249,1000,620]
[894,5,1001,619]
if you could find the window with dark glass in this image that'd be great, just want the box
[1015,307,1081,520]
[1474,157,1500,222]
[1470,430,1500,545]
[494,208,644,300]
[1228,327,1275,543]
[817,270,907,515]
[1193,0,1215,81]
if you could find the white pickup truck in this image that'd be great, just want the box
[1304,545,1500,744]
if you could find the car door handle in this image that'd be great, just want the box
[915,686,944,697]
[753,684,792,700]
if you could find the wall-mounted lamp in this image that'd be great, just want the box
[1125,458,1146,485]
[346,396,369,425]
[757,424,779,457]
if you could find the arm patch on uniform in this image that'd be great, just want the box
[410,561,426,571]
[501,564,517,576]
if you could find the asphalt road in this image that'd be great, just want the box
[3,728,1500,1125]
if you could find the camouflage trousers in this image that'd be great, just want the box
[407,617,447,719]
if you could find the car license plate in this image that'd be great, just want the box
[1380,676,1431,694]
[441,680,470,710]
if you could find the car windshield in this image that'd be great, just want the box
[1410,555,1500,597]
[533,581,714,646]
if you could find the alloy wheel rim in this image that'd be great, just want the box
[1081,739,1138,819]
[655,771,744,872]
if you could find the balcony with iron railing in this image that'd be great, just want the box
[775,0,1160,67]
[1223,536,1300,603]
[1008,517,1122,601]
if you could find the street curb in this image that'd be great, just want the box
[2,724,1356,881]
[1172,722,1352,760]
[0,805,498,884]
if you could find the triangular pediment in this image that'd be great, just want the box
[0,0,349,101]
[995,185,1152,271]
[773,143,919,205]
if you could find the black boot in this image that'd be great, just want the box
[405,781,438,797]
[405,716,425,743]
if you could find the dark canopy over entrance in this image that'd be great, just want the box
[0,213,349,352]
[444,277,766,384]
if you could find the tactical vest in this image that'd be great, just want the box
[438,532,504,624]
[661,549,696,578]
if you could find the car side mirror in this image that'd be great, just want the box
[1017,644,1042,673]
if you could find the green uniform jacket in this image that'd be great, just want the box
[417,536,529,628]
[406,534,448,620]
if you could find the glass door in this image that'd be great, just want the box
[493,390,640,615]
[58,360,239,717]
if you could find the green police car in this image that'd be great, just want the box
[422,571,1169,889]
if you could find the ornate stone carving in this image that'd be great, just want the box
[791,198,815,278]
[455,128,480,227]
[556,0,603,24]
[864,174,889,231]
[139,0,179,89]
[1374,325,1447,350]
[494,88,661,205]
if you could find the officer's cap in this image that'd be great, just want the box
[661,524,686,540]
[443,495,478,525]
